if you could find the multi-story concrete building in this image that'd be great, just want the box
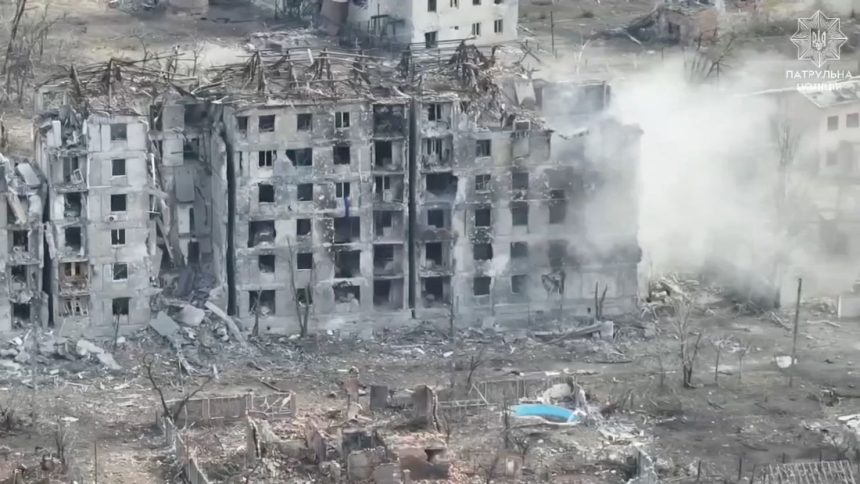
[344,0,518,48]
[411,80,641,326]
[35,92,160,336]
[0,156,46,333]
[16,40,641,338]
[213,92,413,332]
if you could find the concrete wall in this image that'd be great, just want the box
[223,97,412,333]
[413,95,640,327]
[347,0,518,46]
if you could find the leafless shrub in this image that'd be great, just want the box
[464,346,486,391]
[143,353,213,423]
[669,299,703,388]
[0,395,20,431]
[480,451,502,484]
[53,417,76,473]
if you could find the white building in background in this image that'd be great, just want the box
[345,0,518,48]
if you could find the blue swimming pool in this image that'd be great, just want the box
[512,404,580,423]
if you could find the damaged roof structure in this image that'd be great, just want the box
[25,28,641,337]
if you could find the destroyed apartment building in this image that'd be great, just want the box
[0,156,47,333]
[20,36,641,337]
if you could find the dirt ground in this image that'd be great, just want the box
[2,286,860,482]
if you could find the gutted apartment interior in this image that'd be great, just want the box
[0,156,46,332]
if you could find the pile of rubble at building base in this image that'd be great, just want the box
[0,331,123,376]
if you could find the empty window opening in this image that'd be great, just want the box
[375,175,401,202]
[428,0,436,11]
[62,262,86,279]
[250,290,276,315]
[335,250,361,278]
[297,113,312,131]
[187,241,200,265]
[258,254,275,274]
[425,31,438,48]
[475,174,491,191]
[473,0,481,4]
[287,148,313,167]
[427,209,446,228]
[297,252,313,270]
[375,211,394,236]
[184,104,205,126]
[12,230,28,249]
[61,297,89,317]
[296,288,313,305]
[150,103,163,131]
[334,145,351,165]
[10,265,26,284]
[511,241,528,258]
[375,141,394,167]
[451,0,459,6]
[422,276,449,304]
[427,103,442,121]
[511,202,529,226]
[426,242,444,267]
[336,182,351,199]
[64,227,82,250]
[473,276,491,296]
[476,139,491,157]
[471,22,481,36]
[473,243,493,261]
[511,274,527,294]
[110,194,127,212]
[494,19,503,33]
[549,189,567,224]
[827,150,838,166]
[111,159,126,177]
[62,156,82,183]
[237,116,248,134]
[183,138,200,160]
[297,184,313,201]
[475,207,491,227]
[374,280,399,308]
[828,115,839,131]
[112,297,130,316]
[112,263,128,281]
[259,115,276,132]
[373,105,406,133]
[426,173,458,195]
[110,124,127,141]
[248,220,276,247]
[259,150,276,167]
[64,193,82,218]
[111,229,125,246]
[335,111,350,128]
[374,245,395,271]
[849,113,860,128]
[12,303,30,324]
[512,171,529,190]
[296,218,312,236]
[259,183,275,203]
[549,240,568,269]
[333,217,361,243]
[334,283,361,303]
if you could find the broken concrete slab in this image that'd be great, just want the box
[76,338,105,356]
[176,304,205,327]
[16,162,40,188]
[346,447,387,482]
[205,301,246,345]
[150,311,183,345]
[76,339,122,371]
[95,351,122,371]
[0,348,18,358]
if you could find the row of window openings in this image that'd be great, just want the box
[46,227,127,251]
[257,146,352,168]
[58,297,130,317]
[257,176,401,203]
[469,200,567,227]
[473,275,526,296]
[827,113,860,131]
[249,212,398,243]
[60,261,129,281]
[429,0,504,10]
[423,20,504,47]
[424,240,564,264]
[238,112,350,135]
[475,171,529,191]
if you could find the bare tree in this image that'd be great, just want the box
[481,451,502,484]
[448,296,458,340]
[53,417,76,473]
[769,110,800,308]
[670,299,703,388]
[286,238,314,338]
[143,354,213,423]
[593,282,607,322]
[464,346,486,391]
[710,336,732,384]
[735,341,751,383]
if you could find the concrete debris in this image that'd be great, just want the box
[75,339,122,371]
[149,311,183,346]
[205,301,246,345]
[176,304,205,327]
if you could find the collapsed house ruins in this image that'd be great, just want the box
[20,30,641,337]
